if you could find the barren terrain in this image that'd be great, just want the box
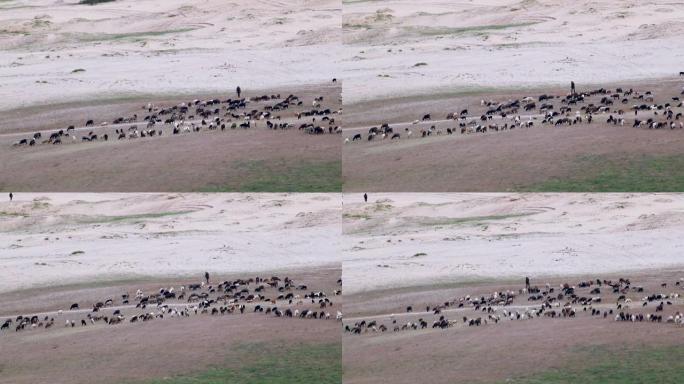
[1,84,342,191]
[0,193,341,293]
[343,80,684,191]
[342,193,684,294]
[0,268,342,384]
[0,192,343,383]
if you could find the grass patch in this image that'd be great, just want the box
[0,211,27,217]
[343,213,370,220]
[77,211,194,224]
[404,22,539,37]
[0,29,30,36]
[342,23,371,30]
[79,0,116,4]
[497,345,684,384]
[202,160,341,192]
[74,28,197,42]
[134,342,341,384]
[415,213,534,227]
[522,154,684,192]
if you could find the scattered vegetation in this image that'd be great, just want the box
[79,0,117,5]
[0,211,27,217]
[404,21,539,37]
[499,345,684,384]
[75,28,197,43]
[137,342,341,384]
[343,213,370,220]
[373,203,393,211]
[523,154,684,192]
[416,213,535,227]
[370,9,394,22]
[202,160,341,192]
[78,211,194,224]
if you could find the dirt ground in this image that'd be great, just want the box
[0,83,341,192]
[342,269,684,384]
[342,78,684,191]
[0,267,342,384]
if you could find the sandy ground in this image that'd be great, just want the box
[0,84,341,191]
[343,271,683,384]
[0,193,342,293]
[0,192,343,383]
[0,0,340,111]
[342,193,684,294]
[342,0,684,103]
[342,79,684,191]
[342,192,683,383]
[0,267,342,384]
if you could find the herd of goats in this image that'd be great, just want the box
[10,93,341,148]
[12,85,684,147]
[1,274,343,334]
[345,86,684,142]
[2,271,682,339]
[344,276,684,335]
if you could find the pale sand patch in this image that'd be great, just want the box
[0,0,341,111]
[342,193,684,293]
[342,0,684,103]
[0,193,342,293]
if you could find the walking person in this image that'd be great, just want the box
[205,271,210,284]
[9,192,13,202]
[525,276,530,289]
[363,193,368,203]
[236,86,241,98]
[570,81,576,95]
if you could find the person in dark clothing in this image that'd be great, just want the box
[525,276,530,289]
[205,271,210,284]
[236,86,241,98]
[363,193,368,203]
[9,193,13,202]
[571,81,575,95]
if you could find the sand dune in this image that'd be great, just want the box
[342,193,684,293]
[0,0,340,111]
[0,193,341,293]
[342,0,684,103]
